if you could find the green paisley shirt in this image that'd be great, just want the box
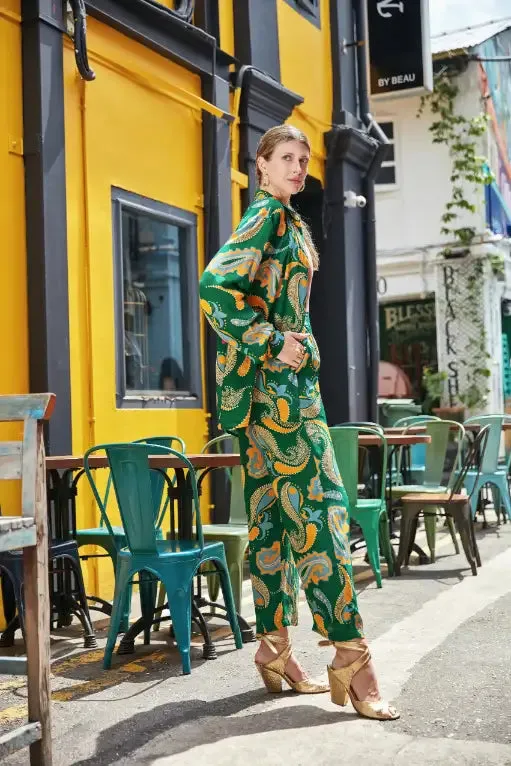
[199,189,321,432]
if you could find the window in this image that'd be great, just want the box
[284,0,320,25]
[375,121,397,189]
[112,188,201,408]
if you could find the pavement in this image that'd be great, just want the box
[2,512,511,765]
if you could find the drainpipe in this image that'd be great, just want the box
[353,0,390,422]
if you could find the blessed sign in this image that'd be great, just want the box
[365,0,433,99]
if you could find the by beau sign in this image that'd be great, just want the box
[365,0,433,99]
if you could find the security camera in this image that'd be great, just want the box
[344,190,367,209]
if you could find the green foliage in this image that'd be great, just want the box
[418,70,494,412]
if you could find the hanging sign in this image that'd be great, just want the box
[365,0,433,99]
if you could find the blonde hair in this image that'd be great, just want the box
[256,125,319,270]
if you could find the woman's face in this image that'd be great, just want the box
[259,139,310,202]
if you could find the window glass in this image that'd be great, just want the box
[376,120,397,189]
[120,207,188,394]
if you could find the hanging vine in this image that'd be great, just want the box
[418,69,495,412]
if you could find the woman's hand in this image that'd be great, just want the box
[277,331,309,369]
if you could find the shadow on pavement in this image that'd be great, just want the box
[72,690,358,764]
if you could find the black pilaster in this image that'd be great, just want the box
[22,0,72,455]
[234,0,281,80]
[239,69,303,203]
[201,70,233,520]
[313,126,379,425]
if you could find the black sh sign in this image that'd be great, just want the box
[365,0,433,99]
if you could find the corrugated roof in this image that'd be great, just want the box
[431,17,511,55]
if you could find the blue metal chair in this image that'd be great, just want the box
[84,442,242,674]
[463,415,511,522]
[76,435,184,633]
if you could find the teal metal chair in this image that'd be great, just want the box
[391,420,465,562]
[463,415,511,522]
[84,442,242,674]
[392,415,441,484]
[76,435,185,633]
[199,434,249,615]
[329,426,394,587]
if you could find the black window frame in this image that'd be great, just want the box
[375,120,398,190]
[112,187,202,410]
[283,0,321,28]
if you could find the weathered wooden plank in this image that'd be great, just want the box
[22,419,37,520]
[0,442,22,479]
[0,394,55,422]
[0,655,28,675]
[0,722,42,757]
[23,425,52,765]
[0,519,36,552]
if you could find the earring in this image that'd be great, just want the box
[262,171,269,188]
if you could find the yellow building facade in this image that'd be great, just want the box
[1,0,382,617]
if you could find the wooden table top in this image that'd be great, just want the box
[45,453,241,471]
[46,433,430,471]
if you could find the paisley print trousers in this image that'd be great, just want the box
[237,411,364,641]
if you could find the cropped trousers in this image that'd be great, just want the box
[237,409,364,641]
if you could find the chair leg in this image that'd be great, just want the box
[61,553,97,649]
[103,568,132,670]
[494,476,511,523]
[446,516,460,555]
[139,569,157,645]
[353,513,382,588]
[396,505,421,575]
[423,510,438,563]
[469,511,482,568]
[208,552,243,649]
[164,580,193,674]
[452,510,477,576]
[379,513,394,577]
[153,582,167,632]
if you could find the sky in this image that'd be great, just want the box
[429,0,511,36]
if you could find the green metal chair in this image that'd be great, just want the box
[392,415,441,484]
[84,442,242,674]
[391,420,465,562]
[76,435,185,632]
[329,426,394,587]
[198,434,249,615]
[463,415,511,522]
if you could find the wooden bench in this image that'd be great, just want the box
[0,394,55,765]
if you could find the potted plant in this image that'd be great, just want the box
[422,367,467,422]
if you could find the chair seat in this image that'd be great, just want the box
[354,499,385,512]
[118,538,224,559]
[401,492,468,504]
[464,468,508,478]
[202,524,248,537]
[389,484,445,495]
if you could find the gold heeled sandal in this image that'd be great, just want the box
[319,639,399,720]
[256,634,329,695]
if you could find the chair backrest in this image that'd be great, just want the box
[201,434,245,524]
[463,415,511,473]
[451,426,491,499]
[335,421,384,434]
[393,415,440,428]
[403,419,465,488]
[0,394,55,522]
[329,426,387,508]
[393,415,440,468]
[99,435,185,529]
[84,442,202,554]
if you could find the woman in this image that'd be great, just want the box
[199,125,398,721]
